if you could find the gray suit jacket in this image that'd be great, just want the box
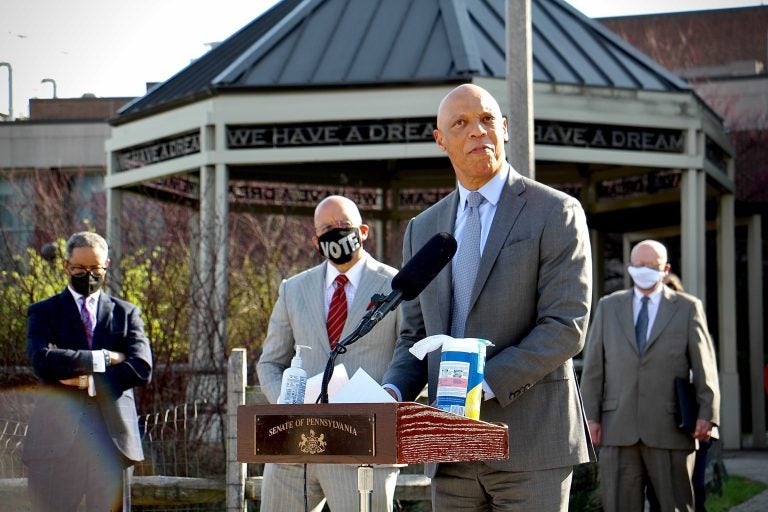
[580,287,721,450]
[257,253,401,404]
[383,166,594,472]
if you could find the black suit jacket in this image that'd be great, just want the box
[23,288,152,463]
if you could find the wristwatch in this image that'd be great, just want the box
[78,375,88,389]
[103,349,112,367]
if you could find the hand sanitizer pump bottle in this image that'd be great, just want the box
[277,345,311,404]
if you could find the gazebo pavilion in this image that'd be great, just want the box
[106,0,762,448]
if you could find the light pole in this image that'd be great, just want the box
[0,62,12,120]
[41,77,57,98]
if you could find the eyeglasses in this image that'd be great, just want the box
[67,264,108,277]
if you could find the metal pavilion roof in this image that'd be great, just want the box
[117,0,690,119]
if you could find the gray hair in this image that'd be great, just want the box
[65,232,109,259]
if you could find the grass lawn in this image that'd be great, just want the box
[705,475,766,512]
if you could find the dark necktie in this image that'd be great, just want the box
[636,296,650,354]
[81,296,94,348]
[327,274,349,349]
[451,191,484,338]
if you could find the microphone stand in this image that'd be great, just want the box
[316,290,401,512]
[317,292,391,404]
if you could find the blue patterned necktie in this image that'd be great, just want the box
[636,296,650,354]
[81,297,94,348]
[451,191,484,338]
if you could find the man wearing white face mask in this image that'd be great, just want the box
[580,239,720,512]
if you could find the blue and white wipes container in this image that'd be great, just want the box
[409,335,493,419]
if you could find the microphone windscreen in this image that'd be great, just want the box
[392,232,457,300]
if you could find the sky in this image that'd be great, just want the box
[1,0,764,119]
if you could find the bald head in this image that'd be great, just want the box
[436,84,504,130]
[630,240,668,267]
[433,84,509,190]
[314,195,362,232]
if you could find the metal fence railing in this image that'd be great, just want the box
[0,418,27,479]
[0,401,235,512]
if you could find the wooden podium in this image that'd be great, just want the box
[238,402,508,511]
[237,401,508,465]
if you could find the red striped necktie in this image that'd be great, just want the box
[327,274,349,349]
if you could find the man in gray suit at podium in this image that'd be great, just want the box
[383,84,594,511]
[257,195,401,512]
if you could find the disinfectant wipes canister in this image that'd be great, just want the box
[408,335,493,419]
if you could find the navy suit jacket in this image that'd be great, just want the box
[23,288,152,463]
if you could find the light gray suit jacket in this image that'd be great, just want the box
[383,166,594,473]
[257,253,401,404]
[580,287,720,450]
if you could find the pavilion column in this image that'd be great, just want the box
[189,165,219,404]
[506,0,534,179]
[717,193,740,449]
[106,157,123,294]
[214,162,230,363]
[590,229,605,307]
[747,214,765,447]
[680,168,705,301]
[189,123,229,409]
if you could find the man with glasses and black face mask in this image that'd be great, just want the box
[580,239,720,512]
[24,231,152,512]
[257,195,401,512]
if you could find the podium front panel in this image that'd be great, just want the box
[238,403,399,464]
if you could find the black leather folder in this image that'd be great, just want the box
[674,376,698,433]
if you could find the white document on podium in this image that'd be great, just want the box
[304,363,349,404]
[330,368,396,404]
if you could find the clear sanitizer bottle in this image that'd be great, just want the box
[277,344,310,404]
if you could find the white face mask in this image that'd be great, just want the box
[627,265,665,290]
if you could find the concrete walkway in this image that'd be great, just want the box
[722,449,768,512]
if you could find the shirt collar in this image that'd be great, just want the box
[633,285,663,305]
[457,163,509,211]
[325,251,367,290]
[68,285,101,306]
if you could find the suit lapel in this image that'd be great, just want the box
[645,287,678,350]
[304,264,328,342]
[436,191,460,332]
[617,291,637,353]
[92,292,114,349]
[346,256,385,335]
[59,289,90,349]
[470,170,526,309]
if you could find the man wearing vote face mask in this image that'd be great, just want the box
[581,239,720,512]
[24,231,152,512]
[257,195,401,512]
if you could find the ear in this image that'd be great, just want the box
[311,235,320,251]
[358,224,370,242]
[502,117,509,142]
[433,129,447,153]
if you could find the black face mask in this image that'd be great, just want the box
[70,272,104,296]
[317,227,361,265]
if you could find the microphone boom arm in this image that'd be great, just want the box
[318,291,400,403]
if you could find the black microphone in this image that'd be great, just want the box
[393,231,458,300]
[318,233,457,403]
[356,232,457,335]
